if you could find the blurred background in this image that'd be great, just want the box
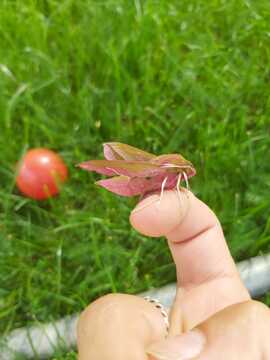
[1,0,270,358]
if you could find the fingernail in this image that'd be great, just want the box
[131,195,160,213]
[146,330,206,360]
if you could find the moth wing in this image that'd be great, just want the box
[78,160,117,176]
[78,160,164,177]
[103,142,156,161]
[96,176,146,196]
[97,173,178,196]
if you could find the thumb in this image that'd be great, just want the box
[146,301,266,360]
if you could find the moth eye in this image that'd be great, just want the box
[145,176,151,180]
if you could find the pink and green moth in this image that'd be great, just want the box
[78,142,196,198]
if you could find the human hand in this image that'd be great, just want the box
[77,190,267,359]
[147,299,270,359]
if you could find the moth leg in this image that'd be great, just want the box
[176,173,182,202]
[139,191,145,202]
[176,173,182,190]
[183,171,189,190]
[159,176,168,204]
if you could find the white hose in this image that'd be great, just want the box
[1,254,270,359]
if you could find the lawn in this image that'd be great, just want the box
[1,0,270,358]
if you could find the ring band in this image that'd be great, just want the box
[144,296,169,333]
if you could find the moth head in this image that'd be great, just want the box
[153,154,196,178]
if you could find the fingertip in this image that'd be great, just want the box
[130,190,190,237]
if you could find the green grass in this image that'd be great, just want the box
[1,0,270,358]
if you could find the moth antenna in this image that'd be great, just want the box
[162,164,194,172]
[159,176,168,204]
[183,171,189,190]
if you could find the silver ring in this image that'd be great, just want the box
[144,296,169,333]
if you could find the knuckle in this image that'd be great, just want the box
[244,301,270,357]
[240,301,270,327]
[77,293,125,334]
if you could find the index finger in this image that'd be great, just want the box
[130,190,250,330]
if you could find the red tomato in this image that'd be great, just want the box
[16,148,68,200]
